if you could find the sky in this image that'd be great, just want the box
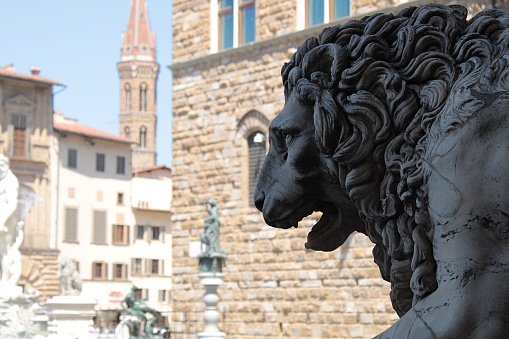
[0,1,174,166]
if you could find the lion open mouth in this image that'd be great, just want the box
[305,202,342,252]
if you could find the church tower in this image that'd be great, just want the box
[118,0,159,170]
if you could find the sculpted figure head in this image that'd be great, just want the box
[0,155,10,181]
[255,3,509,319]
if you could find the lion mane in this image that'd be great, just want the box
[281,4,509,316]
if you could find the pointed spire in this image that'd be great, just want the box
[121,0,156,62]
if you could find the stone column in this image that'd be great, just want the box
[197,273,225,339]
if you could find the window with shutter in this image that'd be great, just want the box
[113,263,128,280]
[248,132,266,207]
[92,262,107,280]
[151,259,159,275]
[64,207,78,242]
[11,114,27,158]
[93,211,107,244]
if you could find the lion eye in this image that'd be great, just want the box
[283,132,294,147]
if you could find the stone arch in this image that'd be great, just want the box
[236,110,270,208]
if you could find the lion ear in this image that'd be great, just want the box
[301,44,348,88]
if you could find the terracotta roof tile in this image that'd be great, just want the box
[54,123,133,144]
[0,67,62,86]
[132,165,171,174]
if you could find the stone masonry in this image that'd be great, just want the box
[170,0,496,337]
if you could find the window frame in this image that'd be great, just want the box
[301,0,350,28]
[96,153,105,172]
[116,156,126,175]
[64,207,78,243]
[112,224,130,245]
[152,226,160,241]
[158,290,171,303]
[136,225,145,240]
[92,261,107,280]
[92,210,107,245]
[68,149,77,169]
[11,113,27,158]
[239,0,255,45]
[216,0,256,51]
[247,131,266,207]
[113,263,128,280]
[111,224,130,246]
[145,259,164,276]
[329,0,350,21]
[132,258,143,275]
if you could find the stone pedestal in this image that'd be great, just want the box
[45,295,96,339]
[197,273,225,339]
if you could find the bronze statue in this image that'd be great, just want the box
[255,4,509,337]
[118,286,157,338]
[199,199,227,273]
[200,198,221,255]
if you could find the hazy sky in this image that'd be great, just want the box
[0,1,174,166]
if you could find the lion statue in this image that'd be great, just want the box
[254,4,509,338]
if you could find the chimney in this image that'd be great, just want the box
[30,66,41,76]
[5,63,15,72]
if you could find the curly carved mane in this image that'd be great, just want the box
[282,4,509,316]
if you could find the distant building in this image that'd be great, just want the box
[53,112,172,329]
[0,64,62,301]
[118,0,159,171]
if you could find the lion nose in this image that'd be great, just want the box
[254,190,265,212]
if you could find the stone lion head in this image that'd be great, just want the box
[255,4,509,316]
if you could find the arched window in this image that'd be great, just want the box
[125,83,132,112]
[124,126,131,139]
[140,83,148,112]
[248,131,266,206]
[139,126,147,148]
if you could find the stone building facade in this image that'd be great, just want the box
[170,0,497,338]
[0,65,61,300]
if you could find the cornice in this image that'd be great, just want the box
[169,0,440,72]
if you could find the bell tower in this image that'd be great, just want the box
[118,0,159,170]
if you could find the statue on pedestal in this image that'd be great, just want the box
[254,4,509,337]
[199,199,227,274]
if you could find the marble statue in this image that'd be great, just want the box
[0,154,20,289]
[117,285,157,338]
[254,4,509,337]
[58,257,82,296]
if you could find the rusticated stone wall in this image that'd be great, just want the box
[20,249,60,302]
[171,41,397,337]
[170,0,496,337]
